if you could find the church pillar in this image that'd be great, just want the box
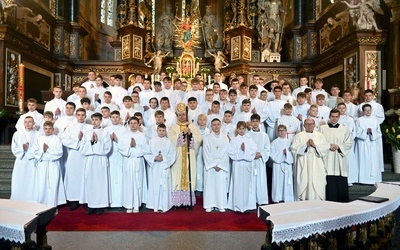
[70,25,87,61]
[294,0,304,26]
[56,0,65,18]
[53,20,72,60]
[70,0,79,23]
[304,1,316,23]
[383,0,400,89]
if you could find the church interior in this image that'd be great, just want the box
[1,0,400,249]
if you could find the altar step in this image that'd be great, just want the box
[0,145,13,199]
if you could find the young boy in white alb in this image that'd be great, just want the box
[15,98,43,131]
[61,108,91,211]
[11,116,40,202]
[105,110,127,209]
[246,114,270,206]
[33,121,66,206]
[145,123,176,213]
[80,113,112,215]
[203,118,230,212]
[227,121,257,213]
[276,103,301,143]
[270,124,294,203]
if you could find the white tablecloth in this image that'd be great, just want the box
[0,199,54,244]
[258,183,400,243]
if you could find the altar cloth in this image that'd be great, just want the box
[0,199,55,244]
[258,183,400,243]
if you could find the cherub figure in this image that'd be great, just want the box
[207,51,229,72]
[145,50,170,76]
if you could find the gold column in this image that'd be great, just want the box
[384,0,400,88]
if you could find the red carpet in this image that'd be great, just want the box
[48,197,266,231]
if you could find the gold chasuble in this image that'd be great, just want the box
[169,103,201,206]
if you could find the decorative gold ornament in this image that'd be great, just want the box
[176,102,187,114]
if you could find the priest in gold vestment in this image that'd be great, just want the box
[169,103,202,207]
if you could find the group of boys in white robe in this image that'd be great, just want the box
[10,76,386,214]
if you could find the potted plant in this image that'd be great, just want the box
[381,118,400,173]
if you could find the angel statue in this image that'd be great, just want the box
[207,51,229,72]
[0,0,17,24]
[341,0,383,32]
[145,50,170,76]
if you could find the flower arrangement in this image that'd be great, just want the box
[381,119,400,150]
[165,66,175,74]
[200,67,211,75]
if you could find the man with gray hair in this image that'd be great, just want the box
[290,118,330,201]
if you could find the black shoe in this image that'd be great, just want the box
[86,208,95,214]
[95,208,104,215]
[69,202,80,211]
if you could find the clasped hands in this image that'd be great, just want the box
[306,139,316,148]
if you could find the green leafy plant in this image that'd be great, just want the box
[0,108,7,118]
[200,67,211,74]
[381,119,400,150]
[165,66,175,74]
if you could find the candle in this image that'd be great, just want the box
[145,74,148,79]
[382,70,386,90]
[18,64,25,113]
[208,75,211,84]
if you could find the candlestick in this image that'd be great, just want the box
[17,64,25,114]
[382,70,386,90]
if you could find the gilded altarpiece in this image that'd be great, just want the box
[365,51,381,97]
[344,53,358,91]
[132,35,143,60]
[4,48,20,107]
[302,35,308,61]
[70,33,78,58]
[63,31,70,57]
[226,27,254,63]
[121,35,130,60]
[54,28,61,54]
[231,36,240,61]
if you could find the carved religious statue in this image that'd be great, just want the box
[156,2,175,53]
[173,0,201,52]
[202,6,218,49]
[145,50,170,76]
[0,0,17,24]
[207,51,229,72]
[257,0,286,53]
[341,0,383,32]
